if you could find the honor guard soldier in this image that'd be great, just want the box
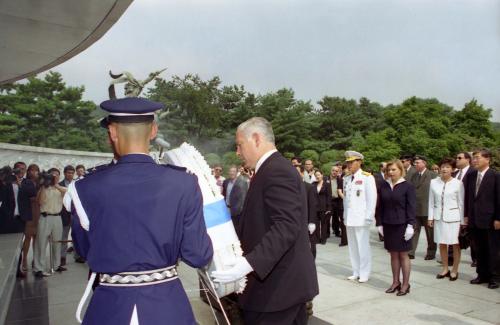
[343,151,377,283]
[66,97,213,325]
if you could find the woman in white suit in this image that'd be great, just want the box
[428,158,465,281]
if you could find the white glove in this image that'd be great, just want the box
[377,226,383,237]
[308,223,316,234]
[404,224,414,241]
[211,256,253,284]
[365,218,373,226]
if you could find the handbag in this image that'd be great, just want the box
[458,227,470,250]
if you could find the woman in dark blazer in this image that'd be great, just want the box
[312,169,332,244]
[377,159,416,296]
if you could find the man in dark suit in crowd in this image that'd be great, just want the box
[222,165,238,206]
[465,149,500,289]
[328,165,344,239]
[59,165,75,266]
[295,164,319,258]
[408,155,438,260]
[374,162,387,241]
[212,117,318,325]
[401,155,416,181]
[228,166,251,229]
[453,151,476,266]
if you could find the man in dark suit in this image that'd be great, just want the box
[454,151,476,266]
[228,166,250,229]
[222,165,238,206]
[401,155,416,181]
[374,162,387,241]
[408,155,438,260]
[59,165,75,266]
[465,149,500,289]
[295,164,319,258]
[212,117,318,325]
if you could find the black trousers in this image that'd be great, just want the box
[309,232,317,259]
[471,227,500,281]
[318,211,330,244]
[331,199,342,236]
[243,303,308,325]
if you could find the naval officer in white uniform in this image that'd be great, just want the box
[343,151,377,283]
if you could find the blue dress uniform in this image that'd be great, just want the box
[68,97,213,325]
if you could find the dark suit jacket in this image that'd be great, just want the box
[312,181,332,212]
[410,169,437,216]
[238,152,319,312]
[18,178,37,221]
[465,168,500,229]
[374,172,385,189]
[454,166,475,190]
[229,175,249,220]
[376,180,416,226]
[405,166,417,181]
[304,182,318,224]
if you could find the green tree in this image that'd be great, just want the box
[0,72,107,151]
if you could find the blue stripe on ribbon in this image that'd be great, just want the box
[203,199,231,228]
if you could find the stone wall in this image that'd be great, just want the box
[0,142,114,172]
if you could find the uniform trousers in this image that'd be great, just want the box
[34,215,62,272]
[60,225,71,258]
[346,226,371,279]
[242,303,307,325]
[410,215,436,257]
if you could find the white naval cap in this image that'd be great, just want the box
[344,150,364,162]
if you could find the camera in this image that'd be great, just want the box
[40,172,56,188]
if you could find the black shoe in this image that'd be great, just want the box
[385,284,401,293]
[470,277,488,285]
[471,261,477,267]
[397,285,410,296]
[75,257,86,263]
[55,266,67,272]
[34,271,43,278]
[334,233,341,238]
[339,243,347,247]
[436,271,450,279]
[424,255,435,260]
[449,273,459,281]
[488,281,499,289]
[408,254,415,260]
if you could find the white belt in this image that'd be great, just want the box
[100,265,178,287]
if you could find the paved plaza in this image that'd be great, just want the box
[6,228,500,324]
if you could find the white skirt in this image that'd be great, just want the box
[434,220,460,245]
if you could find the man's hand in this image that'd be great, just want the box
[377,226,383,237]
[211,256,253,284]
[365,218,373,226]
[494,220,500,230]
[404,224,414,241]
[427,220,434,228]
[308,223,316,235]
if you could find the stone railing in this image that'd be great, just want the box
[0,142,114,171]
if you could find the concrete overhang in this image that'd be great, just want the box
[0,0,133,84]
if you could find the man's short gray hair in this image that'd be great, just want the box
[237,117,275,144]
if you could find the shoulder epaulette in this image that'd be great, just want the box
[362,171,372,176]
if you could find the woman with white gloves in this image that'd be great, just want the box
[376,159,416,296]
[428,158,465,281]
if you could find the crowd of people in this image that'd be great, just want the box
[0,162,87,277]
[0,108,498,324]
[218,148,499,294]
